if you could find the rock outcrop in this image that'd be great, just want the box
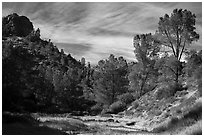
[2,13,34,37]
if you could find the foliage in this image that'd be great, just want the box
[185,50,202,76]
[90,103,103,115]
[184,50,202,96]
[129,33,159,97]
[156,9,199,84]
[157,9,199,60]
[131,101,139,109]
[2,13,92,113]
[93,54,129,107]
[155,55,184,85]
[2,40,39,112]
[117,92,135,105]
[2,10,202,117]
[155,83,182,100]
[108,101,126,114]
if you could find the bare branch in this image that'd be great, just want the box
[163,65,177,75]
[164,30,177,57]
[178,39,186,61]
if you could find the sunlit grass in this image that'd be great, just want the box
[152,99,202,134]
[178,120,202,135]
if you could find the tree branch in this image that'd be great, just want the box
[176,29,180,59]
[178,39,186,61]
[140,71,149,95]
[163,65,177,75]
[164,30,177,57]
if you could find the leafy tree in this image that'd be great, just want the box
[2,40,38,111]
[2,13,92,113]
[185,50,202,96]
[155,55,183,85]
[80,62,95,100]
[129,33,160,96]
[185,50,202,77]
[156,9,199,84]
[93,54,129,107]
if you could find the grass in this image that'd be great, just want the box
[152,99,202,134]
[2,112,66,135]
[178,120,202,135]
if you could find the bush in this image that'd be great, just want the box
[156,83,182,100]
[156,86,171,100]
[131,101,139,109]
[118,92,135,105]
[109,101,126,114]
[180,120,202,135]
[90,103,103,115]
[194,66,202,96]
[183,100,202,121]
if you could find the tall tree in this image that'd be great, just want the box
[93,54,129,107]
[129,33,160,96]
[156,9,199,84]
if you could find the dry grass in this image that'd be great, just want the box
[151,99,202,134]
[178,120,202,135]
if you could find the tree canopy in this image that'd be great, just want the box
[2,9,201,115]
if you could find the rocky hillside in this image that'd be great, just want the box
[2,13,92,113]
[121,80,202,134]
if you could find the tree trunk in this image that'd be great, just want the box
[175,67,179,85]
[111,73,115,105]
[175,60,182,85]
[140,72,149,96]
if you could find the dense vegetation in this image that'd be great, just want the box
[2,9,202,117]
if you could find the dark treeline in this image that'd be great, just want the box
[2,9,202,115]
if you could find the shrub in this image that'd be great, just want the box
[156,83,182,100]
[109,101,126,114]
[152,117,179,133]
[180,120,202,135]
[194,66,202,96]
[156,86,171,100]
[164,113,170,118]
[183,100,202,121]
[131,101,139,109]
[90,103,103,115]
[176,109,182,114]
[155,110,162,116]
[117,92,135,105]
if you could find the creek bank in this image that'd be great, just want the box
[33,113,153,135]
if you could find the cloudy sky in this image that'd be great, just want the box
[2,2,202,64]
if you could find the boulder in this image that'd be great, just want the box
[3,13,34,37]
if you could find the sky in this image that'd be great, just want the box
[2,2,202,64]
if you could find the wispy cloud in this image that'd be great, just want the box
[2,2,202,64]
[55,42,92,57]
